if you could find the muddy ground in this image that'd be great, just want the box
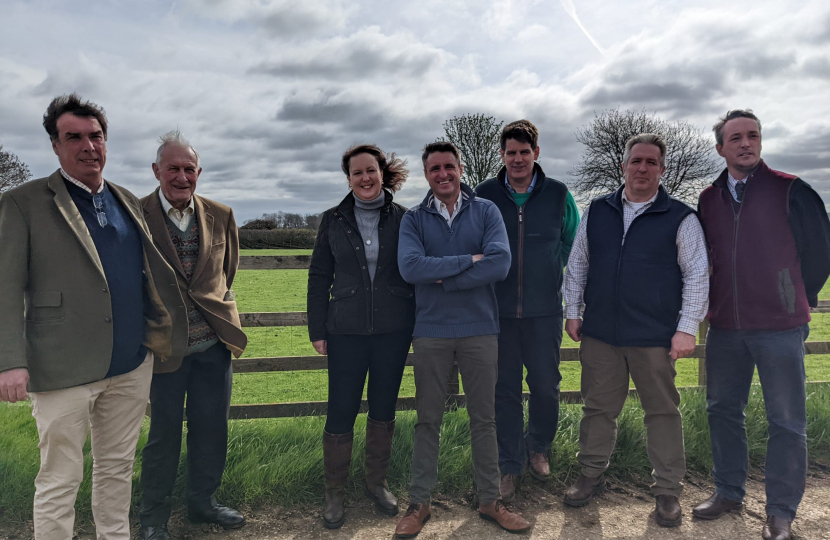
[2,472,828,540]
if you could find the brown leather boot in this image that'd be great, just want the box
[500,474,521,502]
[692,492,743,520]
[478,500,531,533]
[527,450,550,480]
[322,431,353,529]
[655,494,682,527]
[394,503,430,538]
[762,515,792,540]
[364,418,399,516]
[563,474,606,507]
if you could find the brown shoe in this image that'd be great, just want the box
[691,492,742,520]
[654,495,682,527]
[364,418,399,516]
[478,500,531,533]
[500,474,520,502]
[563,474,606,507]
[395,503,430,538]
[527,450,550,480]
[322,431,353,529]
[762,515,792,540]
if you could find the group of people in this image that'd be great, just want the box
[307,114,830,540]
[0,93,827,540]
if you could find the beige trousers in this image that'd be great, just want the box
[29,352,153,540]
[577,336,686,496]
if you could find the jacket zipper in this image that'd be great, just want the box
[730,179,747,330]
[517,205,525,318]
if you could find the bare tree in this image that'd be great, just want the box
[569,109,721,204]
[0,144,33,194]
[441,113,504,187]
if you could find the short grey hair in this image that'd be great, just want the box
[155,129,200,167]
[623,133,666,167]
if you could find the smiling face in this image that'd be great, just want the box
[51,113,107,189]
[622,143,666,202]
[347,152,383,201]
[424,151,463,205]
[153,144,202,210]
[500,138,539,187]
[717,117,762,178]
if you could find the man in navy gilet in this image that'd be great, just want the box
[475,120,579,500]
[563,133,709,527]
[693,110,830,540]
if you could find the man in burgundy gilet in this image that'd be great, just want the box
[693,110,830,540]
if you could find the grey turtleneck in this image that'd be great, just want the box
[353,191,385,281]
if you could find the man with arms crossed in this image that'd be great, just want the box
[476,120,579,499]
[0,94,182,540]
[693,110,830,540]
[138,131,248,539]
[563,133,709,527]
[395,141,529,537]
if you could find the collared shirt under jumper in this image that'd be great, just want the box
[162,210,220,355]
[727,171,747,202]
[352,190,384,281]
[563,186,709,337]
[62,174,148,378]
[158,190,196,231]
[433,190,465,227]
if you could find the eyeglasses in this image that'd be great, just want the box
[92,194,108,228]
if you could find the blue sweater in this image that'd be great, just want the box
[398,184,511,338]
[65,180,147,378]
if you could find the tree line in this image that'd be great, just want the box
[1,109,723,207]
[241,211,322,231]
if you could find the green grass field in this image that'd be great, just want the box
[2,249,830,524]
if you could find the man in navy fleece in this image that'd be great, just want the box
[394,141,530,537]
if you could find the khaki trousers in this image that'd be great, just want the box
[29,352,153,540]
[577,336,685,496]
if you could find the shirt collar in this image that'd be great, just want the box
[158,189,195,216]
[433,189,463,213]
[727,170,747,186]
[60,168,104,194]
[621,187,659,207]
[504,171,537,194]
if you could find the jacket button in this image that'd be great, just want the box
[104,317,112,323]
[362,266,366,269]
[351,290,355,294]
[356,246,360,250]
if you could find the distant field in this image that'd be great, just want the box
[231,250,830,406]
[239,249,312,256]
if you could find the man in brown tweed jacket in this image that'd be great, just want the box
[138,130,248,540]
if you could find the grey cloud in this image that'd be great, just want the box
[276,91,387,133]
[802,56,830,79]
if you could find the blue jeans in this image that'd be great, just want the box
[705,324,809,521]
[495,316,562,475]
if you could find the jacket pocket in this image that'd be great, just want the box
[387,285,414,299]
[778,268,796,314]
[330,285,358,328]
[27,291,64,323]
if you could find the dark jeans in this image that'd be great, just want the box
[495,315,563,475]
[705,324,809,521]
[325,328,412,434]
[139,342,233,526]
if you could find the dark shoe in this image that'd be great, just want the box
[364,418,399,516]
[527,450,550,480]
[692,492,743,520]
[141,524,171,540]
[188,505,245,529]
[500,474,521,502]
[478,500,531,533]
[323,430,353,529]
[563,474,606,507]
[762,515,792,540]
[395,503,430,538]
[655,495,682,527]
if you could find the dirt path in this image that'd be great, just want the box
[2,473,829,540]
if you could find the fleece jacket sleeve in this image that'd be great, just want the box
[441,202,511,292]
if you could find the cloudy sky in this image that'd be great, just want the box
[1,0,829,221]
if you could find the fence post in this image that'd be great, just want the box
[698,319,709,386]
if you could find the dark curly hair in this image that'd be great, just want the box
[341,144,408,192]
[43,93,108,142]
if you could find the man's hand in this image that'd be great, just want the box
[312,340,327,355]
[670,331,696,360]
[472,254,484,263]
[0,368,29,403]
[565,319,583,342]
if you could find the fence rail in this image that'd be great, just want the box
[217,256,830,419]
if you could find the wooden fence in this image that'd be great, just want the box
[223,255,830,420]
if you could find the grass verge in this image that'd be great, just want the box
[2,384,829,524]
